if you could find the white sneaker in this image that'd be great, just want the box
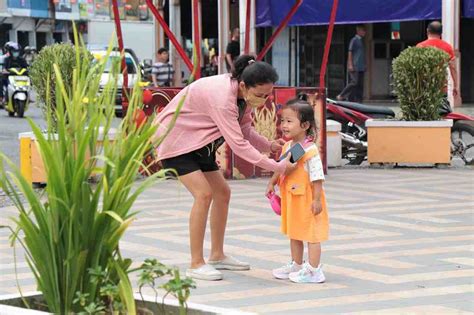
[272,261,303,279]
[288,262,325,283]
[186,264,223,281]
[208,256,250,271]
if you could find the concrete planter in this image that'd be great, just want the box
[18,127,117,185]
[366,119,453,165]
[0,292,254,315]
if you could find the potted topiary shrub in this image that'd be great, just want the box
[366,46,453,165]
[29,42,92,131]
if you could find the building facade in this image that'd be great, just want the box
[0,0,156,61]
[255,0,474,103]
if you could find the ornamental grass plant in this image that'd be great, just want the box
[0,25,191,314]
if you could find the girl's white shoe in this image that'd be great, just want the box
[288,262,325,283]
[272,261,303,279]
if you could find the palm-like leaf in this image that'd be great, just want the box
[0,25,179,313]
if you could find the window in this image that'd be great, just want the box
[374,43,387,59]
[94,0,110,17]
[108,0,150,21]
[103,56,137,74]
[389,43,403,59]
[124,0,150,21]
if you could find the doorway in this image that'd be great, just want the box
[371,41,404,98]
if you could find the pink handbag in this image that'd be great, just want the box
[267,192,281,216]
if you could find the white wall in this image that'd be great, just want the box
[87,20,155,61]
[272,27,290,86]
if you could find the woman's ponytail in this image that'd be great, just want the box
[231,54,256,81]
[231,54,278,87]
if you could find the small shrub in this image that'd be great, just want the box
[29,43,92,129]
[392,46,450,121]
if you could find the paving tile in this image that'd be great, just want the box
[1,168,473,313]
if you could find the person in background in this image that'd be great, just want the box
[416,21,458,99]
[225,27,240,73]
[0,42,13,104]
[1,42,28,104]
[23,46,38,66]
[152,48,175,87]
[337,24,366,102]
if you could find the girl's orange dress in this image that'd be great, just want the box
[278,142,329,243]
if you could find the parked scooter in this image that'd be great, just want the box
[326,98,474,165]
[2,67,31,118]
[441,101,474,165]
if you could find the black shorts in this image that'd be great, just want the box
[161,137,224,176]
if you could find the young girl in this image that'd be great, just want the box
[266,97,329,283]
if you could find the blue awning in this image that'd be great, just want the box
[256,0,442,27]
[464,0,474,18]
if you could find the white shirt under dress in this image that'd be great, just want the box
[304,143,325,182]
[283,141,325,182]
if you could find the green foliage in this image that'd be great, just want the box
[392,46,450,121]
[136,259,196,315]
[0,26,189,313]
[29,42,92,129]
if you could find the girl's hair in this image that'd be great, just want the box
[284,94,318,139]
[231,54,279,87]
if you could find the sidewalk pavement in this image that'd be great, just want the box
[1,168,473,314]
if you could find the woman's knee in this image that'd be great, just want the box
[215,183,231,203]
[194,190,213,206]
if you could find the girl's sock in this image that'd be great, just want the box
[307,262,321,271]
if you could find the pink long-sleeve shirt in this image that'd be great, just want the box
[154,74,286,174]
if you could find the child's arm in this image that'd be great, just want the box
[311,180,323,215]
[307,150,325,215]
[266,172,280,196]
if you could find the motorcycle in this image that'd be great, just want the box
[2,67,30,118]
[326,98,474,165]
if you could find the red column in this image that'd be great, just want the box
[192,0,201,79]
[111,0,129,113]
[244,0,251,54]
[256,0,302,61]
[146,0,193,72]
[318,0,339,173]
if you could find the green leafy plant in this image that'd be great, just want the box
[135,258,196,315]
[29,42,92,129]
[392,46,450,121]
[0,25,191,313]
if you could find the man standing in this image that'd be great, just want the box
[225,27,240,72]
[337,24,366,103]
[416,21,458,99]
[152,48,175,87]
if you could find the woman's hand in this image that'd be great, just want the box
[270,138,286,153]
[311,199,323,215]
[283,153,297,175]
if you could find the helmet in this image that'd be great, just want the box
[5,42,20,54]
[6,42,21,58]
[24,46,31,53]
[3,41,15,53]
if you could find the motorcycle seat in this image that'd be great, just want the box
[330,99,395,117]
